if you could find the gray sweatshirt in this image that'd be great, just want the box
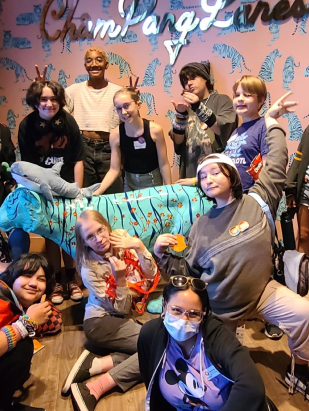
[159,125,287,322]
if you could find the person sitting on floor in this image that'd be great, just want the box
[0,253,53,411]
[153,92,309,399]
[138,275,267,411]
[62,210,159,411]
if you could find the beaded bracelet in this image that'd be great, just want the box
[172,117,188,135]
[2,325,17,351]
[19,314,38,337]
[12,320,28,339]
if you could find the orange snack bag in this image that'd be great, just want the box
[170,234,187,252]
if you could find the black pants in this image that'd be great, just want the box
[0,338,33,408]
[82,135,123,194]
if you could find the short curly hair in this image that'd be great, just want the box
[26,80,66,110]
[84,46,108,63]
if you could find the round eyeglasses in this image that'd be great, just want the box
[167,304,205,322]
[86,226,108,243]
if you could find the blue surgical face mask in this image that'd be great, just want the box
[163,312,201,342]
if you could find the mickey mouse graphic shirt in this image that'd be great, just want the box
[159,331,232,410]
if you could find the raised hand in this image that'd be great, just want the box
[182,91,199,105]
[26,301,52,326]
[109,255,127,286]
[153,233,178,258]
[266,91,298,120]
[110,231,145,253]
[171,100,190,114]
[34,64,47,82]
[128,75,139,90]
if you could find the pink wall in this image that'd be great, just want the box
[1,0,308,179]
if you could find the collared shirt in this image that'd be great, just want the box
[81,229,157,320]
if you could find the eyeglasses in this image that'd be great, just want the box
[167,305,205,322]
[114,101,135,114]
[170,275,207,291]
[86,226,108,243]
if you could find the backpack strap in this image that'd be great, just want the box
[248,192,276,241]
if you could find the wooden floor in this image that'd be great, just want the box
[16,292,308,411]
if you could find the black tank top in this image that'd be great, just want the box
[119,118,159,174]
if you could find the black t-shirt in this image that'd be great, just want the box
[18,109,84,182]
[0,123,15,206]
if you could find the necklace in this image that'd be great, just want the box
[203,89,217,105]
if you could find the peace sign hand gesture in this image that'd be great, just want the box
[265,91,298,128]
[34,64,47,82]
[128,75,139,90]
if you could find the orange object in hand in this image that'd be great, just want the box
[170,234,187,252]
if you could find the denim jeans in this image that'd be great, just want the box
[124,168,163,192]
[82,135,123,194]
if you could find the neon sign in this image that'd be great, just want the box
[40,0,309,65]
[40,0,234,64]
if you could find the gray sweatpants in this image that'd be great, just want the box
[83,315,142,392]
[221,280,309,361]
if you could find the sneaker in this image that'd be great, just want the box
[68,281,83,302]
[62,350,97,394]
[71,382,97,411]
[285,363,309,399]
[264,323,283,340]
[50,283,64,304]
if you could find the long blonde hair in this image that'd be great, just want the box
[75,210,111,273]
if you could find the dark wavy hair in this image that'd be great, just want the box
[196,155,243,203]
[0,253,54,296]
[179,65,214,92]
[26,80,66,110]
[163,279,211,318]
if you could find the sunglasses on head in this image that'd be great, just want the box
[170,275,207,291]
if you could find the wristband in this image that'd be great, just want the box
[19,314,38,337]
[12,320,28,339]
[190,102,200,112]
[2,325,17,351]
[172,116,188,135]
[175,110,188,119]
[192,177,196,186]
[195,104,217,128]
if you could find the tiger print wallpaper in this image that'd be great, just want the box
[0,0,308,178]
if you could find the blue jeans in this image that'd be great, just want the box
[82,135,123,194]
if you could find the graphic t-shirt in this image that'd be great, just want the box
[159,331,232,410]
[224,117,268,192]
[18,110,84,183]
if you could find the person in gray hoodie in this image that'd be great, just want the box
[154,90,309,400]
